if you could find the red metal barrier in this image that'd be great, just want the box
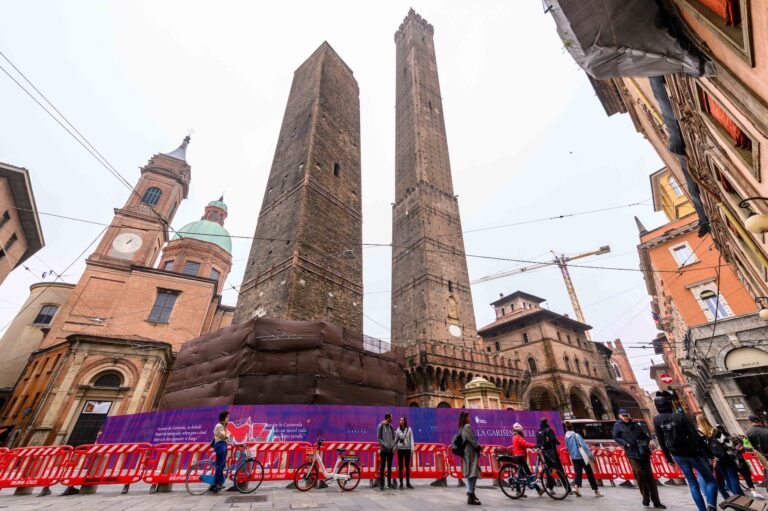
[144,442,214,485]
[650,449,684,480]
[0,445,72,489]
[60,443,151,488]
[449,444,504,479]
[591,448,618,480]
[558,447,574,479]
[610,448,635,481]
[406,444,449,480]
[741,452,765,483]
[252,441,310,481]
[319,441,379,480]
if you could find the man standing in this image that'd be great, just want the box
[377,413,396,490]
[654,393,716,511]
[613,409,665,509]
[536,417,571,494]
[747,415,768,457]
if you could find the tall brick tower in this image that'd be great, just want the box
[391,9,477,347]
[235,42,363,335]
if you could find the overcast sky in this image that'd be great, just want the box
[0,1,671,391]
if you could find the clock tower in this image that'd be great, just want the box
[88,136,191,268]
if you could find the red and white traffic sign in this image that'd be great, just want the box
[660,373,673,384]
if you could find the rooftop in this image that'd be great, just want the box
[490,290,546,307]
[0,162,44,266]
[478,307,592,335]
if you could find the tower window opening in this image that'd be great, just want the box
[148,289,179,324]
[428,101,432,111]
[141,187,162,206]
[333,163,340,177]
[448,280,453,292]
[0,210,9,229]
[523,332,530,344]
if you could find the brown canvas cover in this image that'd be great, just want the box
[160,318,405,409]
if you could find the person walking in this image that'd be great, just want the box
[536,417,571,494]
[747,415,768,458]
[210,410,231,494]
[614,408,665,509]
[510,422,543,495]
[698,417,743,498]
[459,411,482,506]
[564,421,603,497]
[653,394,713,511]
[377,413,396,490]
[731,432,765,500]
[395,416,414,489]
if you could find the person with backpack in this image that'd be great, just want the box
[564,421,602,498]
[395,416,414,489]
[614,408,664,509]
[536,417,571,495]
[377,413,396,490]
[457,411,482,506]
[697,417,743,498]
[653,393,714,511]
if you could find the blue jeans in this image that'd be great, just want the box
[718,461,744,497]
[213,441,228,487]
[467,476,478,493]
[673,455,717,511]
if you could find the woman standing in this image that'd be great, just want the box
[698,416,743,498]
[564,421,603,497]
[395,417,415,489]
[459,411,482,506]
[211,410,231,494]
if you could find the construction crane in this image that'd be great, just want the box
[472,245,611,340]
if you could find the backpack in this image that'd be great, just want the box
[451,432,465,456]
[658,418,687,451]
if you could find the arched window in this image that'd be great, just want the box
[612,362,623,381]
[141,187,162,206]
[700,290,730,319]
[528,358,538,374]
[494,341,500,351]
[33,305,59,325]
[584,360,590,374]
[93,373,122,388]
[437,402,451,408]
[409,402,419,408]
[564,356,571,372]
[574,358,581,373]
[668,175,684,197]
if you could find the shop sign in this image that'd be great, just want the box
[724,347,768,371]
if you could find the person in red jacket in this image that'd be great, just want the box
[511,423,543,495]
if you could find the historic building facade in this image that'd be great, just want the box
[235,42,363,335]
[0,139,235,447]
[0,162,45,286]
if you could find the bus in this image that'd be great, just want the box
[567,419,652,448]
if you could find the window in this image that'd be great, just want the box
[585,360,590,374]
[141,187,162,206]
[566,334,571,344]
[671,243,698,267]
[0,210,9,229]
[0,233,18,256]
[697,0,740,25]
[575,359,581,374]
[556,331,562,341]
[564,356,571,372]
[523,332,530,344]
[500,307,505,316]
[448,280,454,292]
[700,290,731,320]
[700,90,751,151]
[33,305,58,325]
[48,353,61,374]
[182,261,201,276]
[612,362,623,381]
[163,260,174,271]
[207,210,221,223]
[209,268,221,281]
[148,290,179,323]
[333,163,340,177]
[528,358,538,374]
[93,373,122,388]
[668,175,684,198]
[494,341,500,351]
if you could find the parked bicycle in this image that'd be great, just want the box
[496,448,569,500]
[293,439,361,491]
[185,441,264,495]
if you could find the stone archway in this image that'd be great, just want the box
[527,386,558,411]
[590,391,609,419]
[608,388,643,419]
[569,386,590,418]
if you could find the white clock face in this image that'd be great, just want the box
[112,232,143,253]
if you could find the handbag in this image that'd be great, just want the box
[578,444,592,466]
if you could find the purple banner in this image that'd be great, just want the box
[98,405,562,447]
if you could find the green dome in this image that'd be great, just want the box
[208,199,227,212]
[173,219,232,253]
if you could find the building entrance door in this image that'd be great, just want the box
[66,400,112,447]
[734,372,768,418]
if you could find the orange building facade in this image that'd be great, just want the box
[0,138,235,447]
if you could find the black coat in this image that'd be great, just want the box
[652,412,708,462]
[612,419,650,460]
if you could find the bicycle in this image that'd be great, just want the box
[185,441,265,495]
[293,439,361,491]
[496,448,569,500]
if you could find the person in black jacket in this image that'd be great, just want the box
[536,417,571,494]
[653,393,716,511]
[613,408,664,509]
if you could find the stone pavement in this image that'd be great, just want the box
[0,480,717,510]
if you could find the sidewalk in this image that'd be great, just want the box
[0,480,707,511]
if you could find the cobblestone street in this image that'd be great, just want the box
[0,480,711,511]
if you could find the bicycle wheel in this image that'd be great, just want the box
[337,461,361,491]
[541,467,569,500]
[294,461,319,491]
[185,459,217,496]
[234,458,265,493]
[498,463,526,499]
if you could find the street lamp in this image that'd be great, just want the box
[755,296,768,321]
[739,198,768,234]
